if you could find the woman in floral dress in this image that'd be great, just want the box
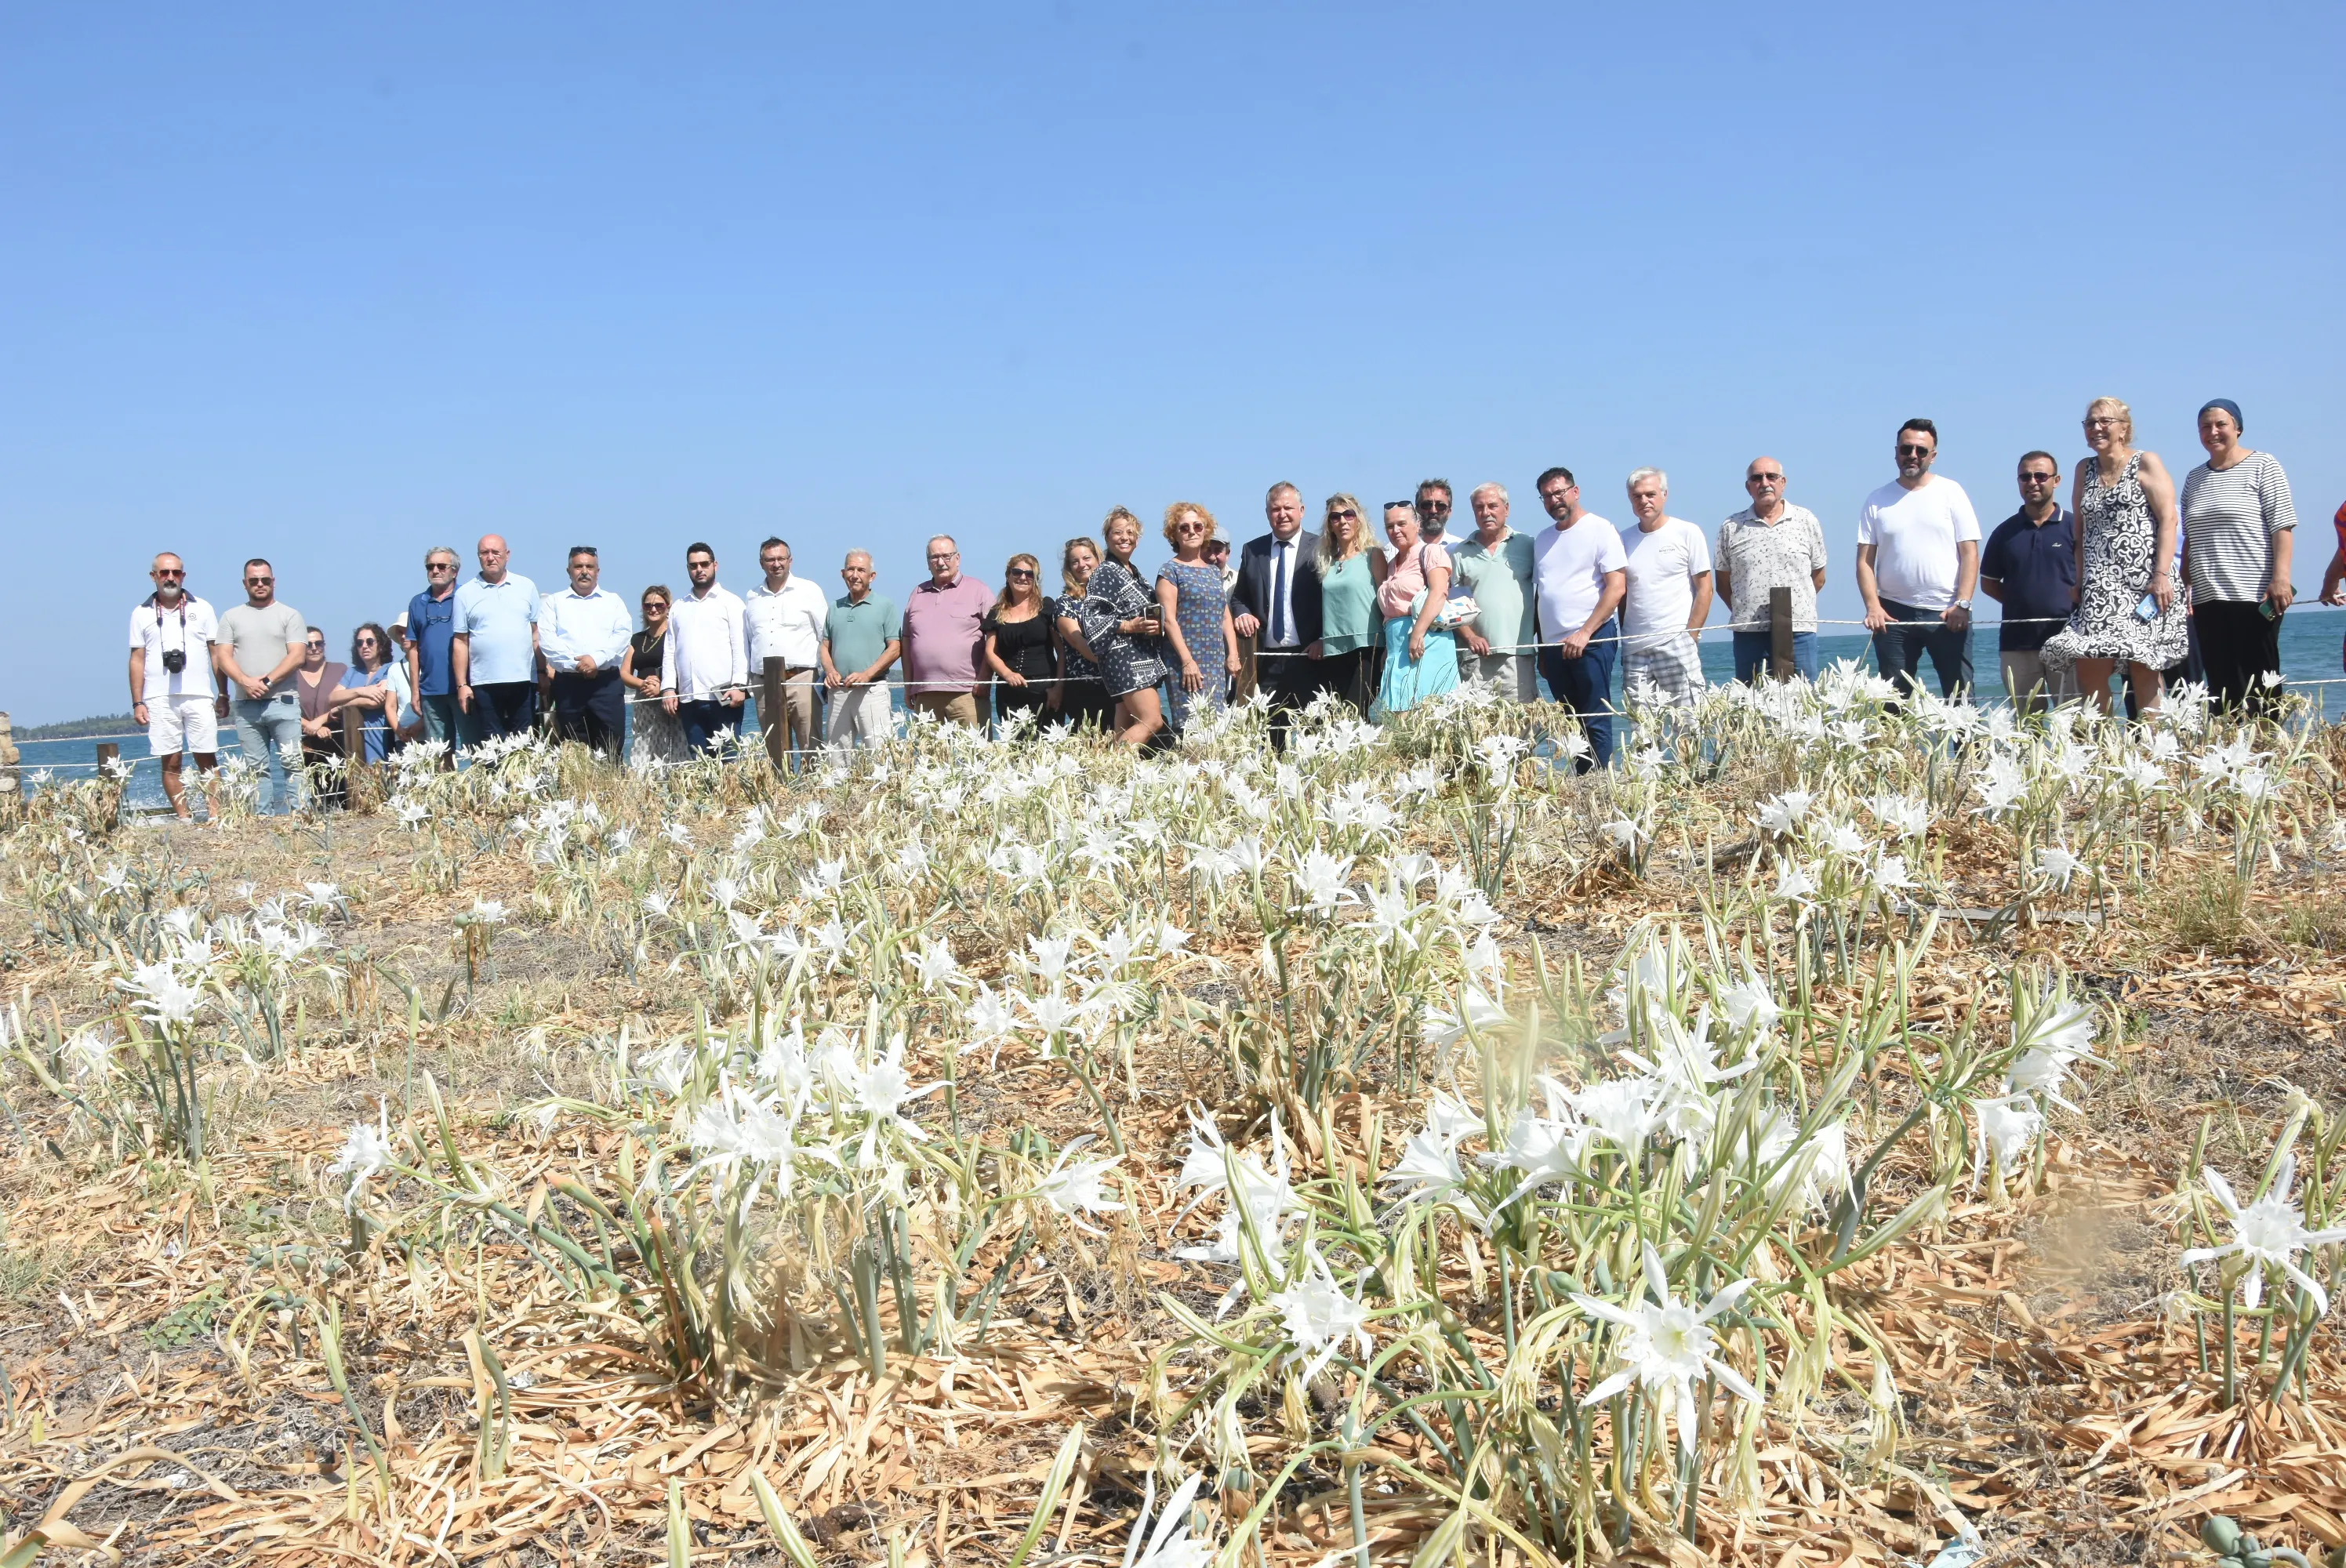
[2040,396,2185,717]
[1155,502,1238,734]
[1070,507,1170,747]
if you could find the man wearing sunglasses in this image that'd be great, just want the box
[401,546,475,747]
[1716,459,1828,683]
[1857,419,1981,700]
[129,552,223,820]
[213,558,311,811]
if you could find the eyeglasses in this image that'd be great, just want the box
[427,561,457,572]
[2083,417,2124,429]
[643,601,668,612]
[2018,470,2059,484]
[1008,568,1036,580]
[1328,508,1358,521]
[356,636,379,646]
[305,639,325,649]
[1895,444,1933,458]
[154,568,185,578]
[245,576,274,585]
[1746,473,1785,485]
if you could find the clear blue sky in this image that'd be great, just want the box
[5,2,2341,726]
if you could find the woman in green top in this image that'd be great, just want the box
[1312,492,1387,711]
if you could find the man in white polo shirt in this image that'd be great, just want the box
[539,544,634,759]
[1618,468,1713,706]
[744,535,831,769]
[129,551,225,820]
[452,534,543,739]
[1856,418,1981,700]
[1532,465,1628,770]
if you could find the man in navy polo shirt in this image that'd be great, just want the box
[1978,452,2078,715]
[401,545,478,747]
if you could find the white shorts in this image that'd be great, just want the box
[148,693,220,756]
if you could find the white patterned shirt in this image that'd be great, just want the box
[1716,504,1828,632]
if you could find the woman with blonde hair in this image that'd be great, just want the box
[1375,500,1462,713]
[2040,395,2186,717]
[1070,507,1170,746]
[1053,537,1114,732]
[1156,501,1238,732]
[622,586,691,764]
[982,552,1060,734]
[1313,492,1387,710]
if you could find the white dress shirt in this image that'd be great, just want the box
[1262,535,1304,648]
[540,587,635,673]
[663,583,749,700]
[744,576,831,669]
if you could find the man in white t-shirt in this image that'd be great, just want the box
[1856,419,1981,700]
[1618,468,1713,706]
[128,551,225,820]
[1532,466,1628,769]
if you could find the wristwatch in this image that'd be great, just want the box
[1952,597,1973,612]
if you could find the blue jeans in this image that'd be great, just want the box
[1732,629,1818,683]
[418,691,482,749]
[230,692,307,811]
[1870,599,1973,700]
[677,698,742,757]
[1538,622,1619,771]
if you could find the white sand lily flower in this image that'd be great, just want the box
[328,1104,395,1212]
[2032,845,2083,890]
[1968,1094,2043,1189]
[2181,1156,2346,1314]
[1271,1245,1374,1383]
[1574,1243,1760,1453]
[1035,1140,1124,1233]
[1118,1472,1213,1568]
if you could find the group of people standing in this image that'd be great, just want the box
[123,400,2334,818]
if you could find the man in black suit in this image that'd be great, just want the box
[1229,481,1324,747]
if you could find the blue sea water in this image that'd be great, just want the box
[17,610,2346,813]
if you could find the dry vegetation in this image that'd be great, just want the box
[3,678,2345,1568]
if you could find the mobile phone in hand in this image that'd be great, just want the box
[2258,596,2281,621]
[2134,593,2159,623]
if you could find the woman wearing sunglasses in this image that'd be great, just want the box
[982,553,1061,734]
[1313,493,1387,711]
[329,622,406,764]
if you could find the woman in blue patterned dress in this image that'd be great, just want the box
[1155,502,1238,734]
[1070,507,1170,747]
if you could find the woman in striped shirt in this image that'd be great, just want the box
[2181,398,2297,713]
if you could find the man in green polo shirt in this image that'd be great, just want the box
[820,549,902,747]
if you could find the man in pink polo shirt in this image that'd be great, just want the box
[900,534,993,728]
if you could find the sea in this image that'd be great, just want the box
[17,610,2346,815]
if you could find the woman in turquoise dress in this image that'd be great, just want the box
[1312,493,1387,711]
[1155,502,1237,733]
[1375,502,1461,714]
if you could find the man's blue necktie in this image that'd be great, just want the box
[1269,543,1288,646]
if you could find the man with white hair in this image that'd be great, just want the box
[821,549,901,747]
[900,534,992,727]
[1617,468,1712,705]
[1451,483,1538,700]
[129,551,223,819]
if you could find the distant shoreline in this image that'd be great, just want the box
[9,711,139,740]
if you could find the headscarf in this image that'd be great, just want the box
[2198,397,2243,431]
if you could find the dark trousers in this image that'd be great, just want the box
[1258,643,1326,747]
[1870,599,1972,700]
[2195,599,2283,713]
[1732,629,1818,684]
[1316,647,1375,713]
[550,667,625,757]
[677,698,741,756]
[1539,621,1619,771]
[1058,679,1116,733]
[471,681,539,739]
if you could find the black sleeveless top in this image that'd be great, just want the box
[987,601,1059,681]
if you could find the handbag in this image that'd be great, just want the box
[1407,590,1481,633]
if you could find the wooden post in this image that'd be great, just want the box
[1769,586,1794,682]
[342,706,366,771]
[96,741,120,771]
[1233,632,1258,702]
[760,657,789,772]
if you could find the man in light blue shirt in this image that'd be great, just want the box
[452,534,542,740]
[540,544,634,758]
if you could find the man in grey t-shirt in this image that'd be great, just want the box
[213,557,310,811]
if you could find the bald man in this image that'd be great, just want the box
[1716,457,1828,682]
[452,532,544,739]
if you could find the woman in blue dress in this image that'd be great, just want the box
[1375,502,1462,714]
[1070,507,1171,748]
[1155,503,1238,734]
